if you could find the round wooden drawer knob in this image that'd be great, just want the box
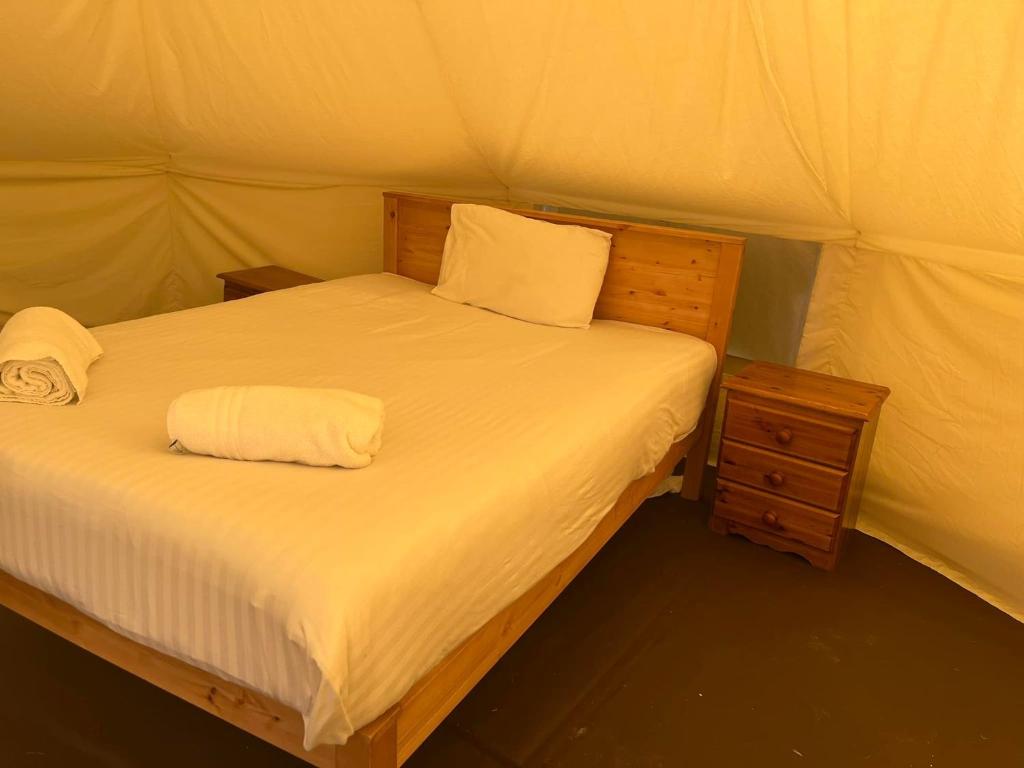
[762,511,780,528]
[775,428,793,445]
[766,471,785,487]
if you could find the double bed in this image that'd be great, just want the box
[0,193,744,767]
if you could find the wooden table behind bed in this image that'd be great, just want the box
[0,193,744,768]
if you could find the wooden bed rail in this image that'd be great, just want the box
[0,434,694,768]
[0,192,744,767]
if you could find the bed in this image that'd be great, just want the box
[0,193,744,767]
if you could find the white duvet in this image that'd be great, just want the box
[0,273,716,748]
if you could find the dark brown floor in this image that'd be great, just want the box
[2,479,1023,767]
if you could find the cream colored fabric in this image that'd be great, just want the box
[167,386,384,469]
[0,307,103,405]
[799,245,1024,620]
[433,204,611,328]
[0,1,1022,619]
[0,273,717,747]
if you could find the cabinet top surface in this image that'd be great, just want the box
[216,265,322,292]
[724,361,890,421]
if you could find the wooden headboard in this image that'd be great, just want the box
[382,192,744,499]
[382,192,745,365]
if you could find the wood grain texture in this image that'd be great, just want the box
[382,196,399,275]
[393,433,694,763]
[381,192,745,503]
[680,239,744,500]
[723,397,858,469]
[718,439,848,511]
[710,362,890,570]
[382,192,743,344]
[223,284,260,302]
[724,361,890,421]
[0,432,697,768]
[708,515,836,570]
[714,480,839,552]
[0,194,744,768]
[217,265,323,298]
[337,710,399,768]
[0,568,337,768]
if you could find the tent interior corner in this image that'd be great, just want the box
[0,1,1022,766]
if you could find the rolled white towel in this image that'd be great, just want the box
[167,385,384,468]
[0,307,103,406]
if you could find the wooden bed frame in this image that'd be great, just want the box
[0,192,744,767]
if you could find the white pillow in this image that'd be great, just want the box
[431,204,612,328]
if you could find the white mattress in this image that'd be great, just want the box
[0,273,716,748]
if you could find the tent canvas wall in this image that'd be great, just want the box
[1,1,1022,621]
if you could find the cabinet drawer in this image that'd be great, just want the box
[718,440,848,511]
[724,398,858,468]
[714,480,838,552]
[223,285,259,301]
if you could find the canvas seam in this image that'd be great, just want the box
[135,0,186,312]
[414,0,512,202]
[743,0,851,224]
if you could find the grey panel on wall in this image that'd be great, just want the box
[726,235,820,365]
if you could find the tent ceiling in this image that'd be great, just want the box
[2,2,1020,256]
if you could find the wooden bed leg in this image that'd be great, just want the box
[679,416,713,501]
[334,708,399,768]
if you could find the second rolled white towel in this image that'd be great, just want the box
[167,385,384,468]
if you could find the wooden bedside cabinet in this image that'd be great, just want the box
[710,361,890,570]
[216,265,322,302]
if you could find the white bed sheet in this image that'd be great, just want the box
[0,273,716,747]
